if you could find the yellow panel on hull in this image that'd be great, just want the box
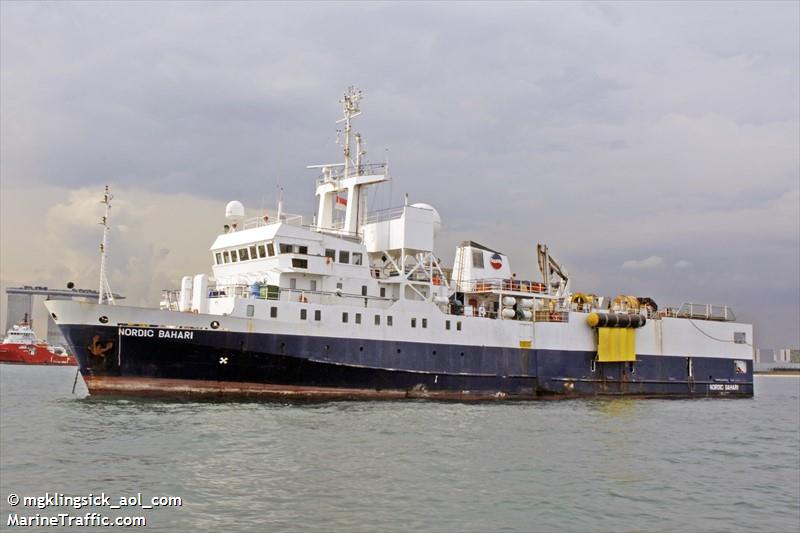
[597,327,636,362]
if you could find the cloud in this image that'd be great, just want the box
[675,260,691,269]
[621,256,665,270]
[1,185,222,323]
[1,2,798,347]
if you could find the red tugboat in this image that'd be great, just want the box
[0,318,77,366]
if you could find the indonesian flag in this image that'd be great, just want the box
[335,195,347,210]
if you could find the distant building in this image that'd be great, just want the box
[5,285,124,346]
[777,349,800,363]
[754,349,775,363]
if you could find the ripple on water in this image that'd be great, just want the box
[1,367,798,532]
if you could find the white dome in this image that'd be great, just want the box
[411,202,442,236]
[225,200,245,220]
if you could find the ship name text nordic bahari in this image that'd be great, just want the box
[46,88,754,399]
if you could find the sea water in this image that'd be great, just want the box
[1,366,797,532]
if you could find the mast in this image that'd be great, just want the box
[98,185,115,305]
[338,86,361,182]
[311,87,388,235]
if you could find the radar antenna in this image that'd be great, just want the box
[98,185,115,305]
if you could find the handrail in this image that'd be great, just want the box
[241,213,303,229]
[364,204,434,224]
[458,278,548,295]
[674,302,736,322]
[316,162,388,183]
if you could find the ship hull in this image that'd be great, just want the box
[59,324,753,399]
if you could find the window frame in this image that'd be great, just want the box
[472,250,484,268]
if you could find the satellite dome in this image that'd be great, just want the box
[225,200,245,220]
[411,202,442,236]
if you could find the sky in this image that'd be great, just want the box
[1,1,798,349]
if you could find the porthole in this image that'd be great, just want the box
[280,342,286,354]
[51,313,58,320]
[210,320,220,329]
[324,345,330,351]
[432,350,437,355]
[359,346,364,352]
[98,316,108,324]
[460,352,465,357]
[397,348,402,354]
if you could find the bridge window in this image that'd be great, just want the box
[380,287,386,297]
[472,251,484,268]
[361,285,367,296]
[342,312,349,323]
[257,245,266,258]
[314,310,321,321]
[215,252,222,264]
[292,258,308,269]
[374,315,381,325]
[230,250,238,263]
[355,313,362,325]
[339,250,349,264]
[249,245,257,259]
[298,245,308,255]
[223,251,230,263]
[456,321,462,331]
[300,309,307,320]
[353,252,363,265]
[446,320,451,330]
[267,243,275,256]
[325,248,335,260]
[239,248,249,261]
[279,243,292,254]
[270,306,278,318]
[411,318,416,328]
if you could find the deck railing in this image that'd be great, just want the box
[458,278,548,294]
[672,303,736,322]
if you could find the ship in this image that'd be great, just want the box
[45,88,753,399]
[1,317,77,366]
